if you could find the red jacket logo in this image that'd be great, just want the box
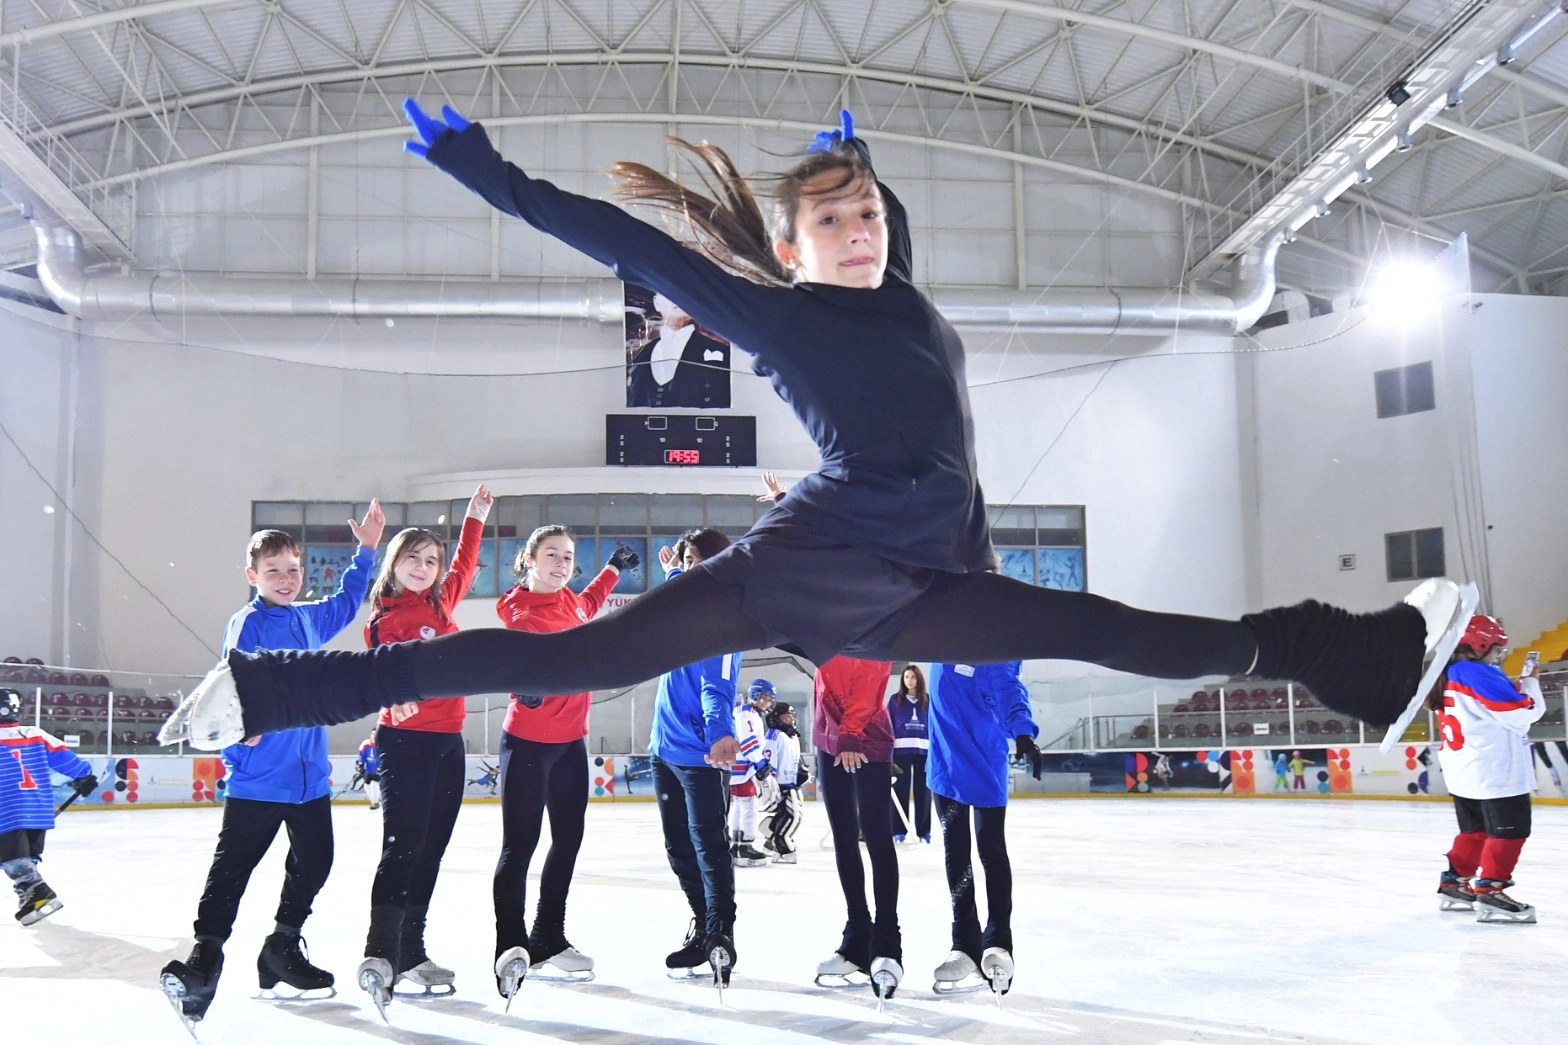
[419,625,436,639]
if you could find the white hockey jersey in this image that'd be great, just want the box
[764,727,802,788]
[1437,659,1546,800]
[730,705,767,787]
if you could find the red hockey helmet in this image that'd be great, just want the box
[1459,614,1508,657]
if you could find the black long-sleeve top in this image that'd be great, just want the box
[426,124,996,575]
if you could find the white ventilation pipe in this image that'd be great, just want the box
[33,224,1281,336]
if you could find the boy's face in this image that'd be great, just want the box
[247,550,304,607]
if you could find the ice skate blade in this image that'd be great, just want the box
[392,982,456,998]
[494,946,530,1013]
[17,896,63,925]
[932,976,988,995]
[258,985,337,1002]
[1439,897,1475,912]
[357,958,394,1023]
[528,965,595,983]
[814,972,870,990]
[1477,906,1537,924]
[667,965,710,981]
[160,974,202,1041]
[870,956,902,1010]
[1380,580,1476,753]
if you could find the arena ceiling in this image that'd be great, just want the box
[4,0,1568,299]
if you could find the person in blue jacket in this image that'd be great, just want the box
[927,661,1041,997]
[648,528,744,987]
[161,504,383,1028]
[0,688,97,924]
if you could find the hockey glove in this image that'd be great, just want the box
[1015,734,1043,780]
[607,542,641,572]
[403,98,472,159]
[72,773,99,796]
[796,766,810,787]
[808,109,856,153]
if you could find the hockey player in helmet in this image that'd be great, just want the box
[0,688,98,926]
[1426,615,1546,923]
[729,680,775,867]
[759,701,806,862]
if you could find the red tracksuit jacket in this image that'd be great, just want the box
[363,515,483,733]
[495,567,619,743]
[812,656,895,761]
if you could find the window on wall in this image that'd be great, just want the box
[255,499,1089,600]
[1373,362,1435,418]
[1386,527,1445,582]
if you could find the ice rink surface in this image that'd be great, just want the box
[4,796,1563,1045]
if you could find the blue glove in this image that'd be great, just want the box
[807,108,855,154]
[403,98,472,158]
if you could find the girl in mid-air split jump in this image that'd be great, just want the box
[163,102,1473,1000]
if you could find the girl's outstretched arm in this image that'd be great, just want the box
[404,100,785,348]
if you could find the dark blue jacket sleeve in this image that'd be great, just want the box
[424,124,789,350]
[301,546,375,645]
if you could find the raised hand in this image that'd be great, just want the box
[808,108,856,154]
[757,471,786,502]
[402,98,473,158]
[349,498,386,550]
[466,483,494,522]
[607,542,641,572]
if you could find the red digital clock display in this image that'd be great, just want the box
[664,449,701,465]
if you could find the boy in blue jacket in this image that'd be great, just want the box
[161,504,383,1027]
[0,688,97,924]
[927,661,1040,998]
[649,529,744,986]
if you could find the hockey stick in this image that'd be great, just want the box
[55,790,84,814]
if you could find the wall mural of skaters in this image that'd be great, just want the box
[624,282,732,409]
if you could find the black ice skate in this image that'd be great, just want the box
[981,947,1013,1006]
[870,956,903,1011]
[1437,871,1475,912]
[665,917,710,980]
[1473,879,1537,924]
[14,879,62,925]
[932,951,986,995]
[706,929,736,1000]
[356,957,395,1022]
[732,840,770,868]
[1242,579,1473,750]
[494,945,531,1013]
[160,938,223,1039]
[257,932,335,999]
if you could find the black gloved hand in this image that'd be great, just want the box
[607,543,640,572]
[755,762,772,781]
[517,692,545,710]
[73,773,98,796]
[1015,734,1043,780]
[796,766,810,787]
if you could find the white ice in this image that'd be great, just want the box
[5,797,1564,1045]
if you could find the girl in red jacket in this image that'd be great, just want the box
[358,483,492,1010]
[491,525,639,1002]
[812,656,903,1000]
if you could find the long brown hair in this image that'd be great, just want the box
[608,139,874,286]
[372,528,451,622]
[894,663,928,714]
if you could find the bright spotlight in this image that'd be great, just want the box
[1368,259,1445,322]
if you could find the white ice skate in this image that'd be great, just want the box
[981,947,1013,1005]
[870,956,903,1011]
[772,851,798,865]
[530,945,595,982]
[931,951,986,995]
[814,952,869,989]
[356,956,394,1022]
[1380,580,1477,753]
[494,945,530,1013]
[393,959,456,997]
[162,660,246,750]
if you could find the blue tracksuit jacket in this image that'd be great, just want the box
[928,661,1038,808]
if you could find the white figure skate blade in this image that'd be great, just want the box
[1380,580,1477,754]
[258,985,337,1002]
[932,975,988,995]
[813,971,870,990]
[666,966,710,981]
[1438,897,1474,912]
[528,964,595,983]
[391,983,455,998]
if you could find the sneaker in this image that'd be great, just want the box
[1473,879,1537,924]
[1437,871,1475,912]
[164,660,246,749]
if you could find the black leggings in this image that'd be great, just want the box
[192,795,333,941]
[233,569,1255,735]
[370,726,466,910]
[934,794,1012,964]
[818,753,900,966]
[493,733,588,956]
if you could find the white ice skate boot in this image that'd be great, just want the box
[1380,580,1477,751]
[932,950,984,994]
[981,947,1014,1003]
[394,959,455,997]
[494,946,531,1012]
[814,952,868,989]
[530,944,595,982]
[356,956,394,1022]
[772,851,798,865]
[1473,880,1537,924]
[870,957,903,1010]
[162,660,246,749]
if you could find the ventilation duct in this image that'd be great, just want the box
[33,224,1281,337]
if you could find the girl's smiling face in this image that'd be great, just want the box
[775,171,888,290]
[526,534,576,594]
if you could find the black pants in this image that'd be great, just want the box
[371,726,466,910]
[192,794,333,941]
[653,757,736,936]
[1452,792,1532,839]
[819,752,900,966]
[493,733,588,955]
[0,828,46,864]
[934,794,1012,964]
[891,751,931,837]
[229,570,1255,735]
